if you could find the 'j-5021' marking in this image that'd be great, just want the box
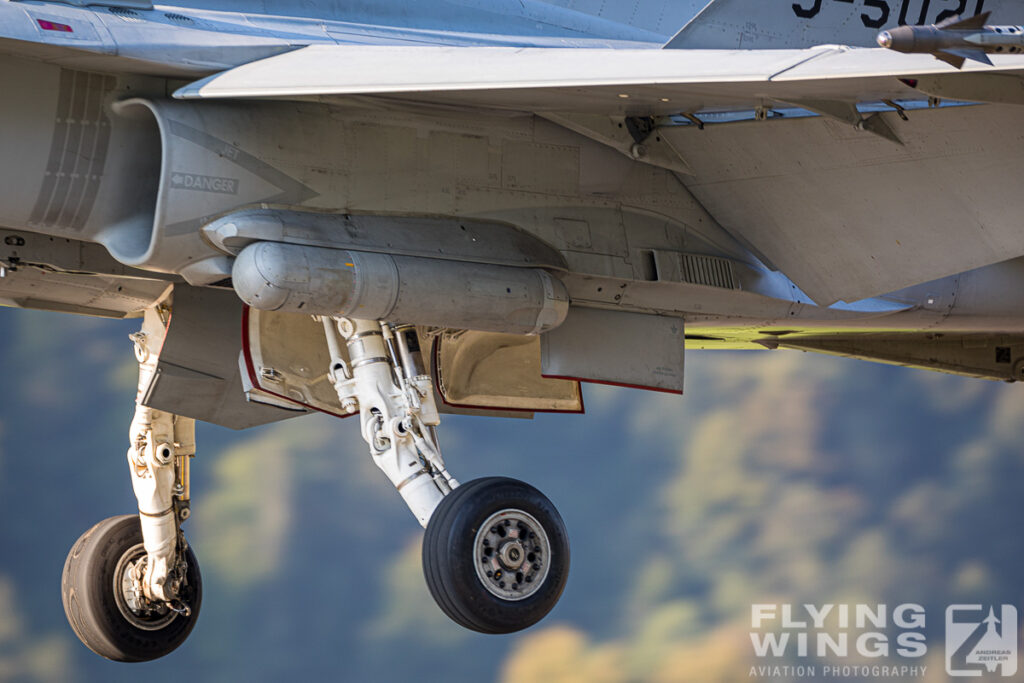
[792,0,987,29]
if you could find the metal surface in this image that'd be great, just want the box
[329,318,454,527]
[175,44,1024,111]
[540,307,684,393]
[770,333,1024,382]
[665,0,1023,50]
[6,2,1024,385]
[232,242,570,335]
[0,0,673,80]
[877,12,1024,68]
[202,210,567,271]
[141,285,305,429]
[434,332,583,413]
[242,309,347,416]
[113,544,178,631]
[474,509,552,601]
[0,60,162,266]
[665,103,1024,306]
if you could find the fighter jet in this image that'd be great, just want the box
[4,0,1024,663]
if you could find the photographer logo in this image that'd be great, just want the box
[946,605,1017,677]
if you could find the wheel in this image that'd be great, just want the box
[422,477,569,634]
[61,514,202,662]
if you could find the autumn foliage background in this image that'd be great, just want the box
[1,308,1022,682]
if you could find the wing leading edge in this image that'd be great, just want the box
[174,44,1024,112]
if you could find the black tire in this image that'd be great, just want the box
[422,477,569,634]
[61,515,201,662]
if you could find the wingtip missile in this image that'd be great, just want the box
[877,13,1023,69]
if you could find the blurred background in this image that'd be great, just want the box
[1,307,1022,682]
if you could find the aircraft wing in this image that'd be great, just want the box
[176,46,1024,305]
[175,44,1024,111]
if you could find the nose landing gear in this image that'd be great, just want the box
[61,305,202,662]
[61,515,202,662]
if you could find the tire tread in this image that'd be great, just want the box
[422,477,568,634]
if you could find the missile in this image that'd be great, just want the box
[877,12,1024,69]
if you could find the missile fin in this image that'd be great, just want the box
[936,11,991,30]
[938,47,994,67]
[934,50,967,69]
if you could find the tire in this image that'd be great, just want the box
[422,477,569,634]
[61,515,202,662]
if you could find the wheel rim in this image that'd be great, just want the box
[473,509,552,601]
[112,543,177,631]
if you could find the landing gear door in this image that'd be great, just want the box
[242,308,356,418]
[141,286,309,430]
[432,332,583,414]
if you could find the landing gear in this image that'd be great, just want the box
[324,318,569,632]
[62,304,202,661]
[324,317,457,526]
[63,306,569,661]
[423,477,569,633]
[61,515,201,662]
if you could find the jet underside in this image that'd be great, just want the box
[8,0,1024,661]
[3,47,1024,388]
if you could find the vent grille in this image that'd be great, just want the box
[164,12,194,24]
[28,70,115,232]
[680,253,737,290]
[109,7,143,22]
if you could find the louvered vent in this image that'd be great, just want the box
[164,13,194,24]
[109,7,143,22]
[680,254,737,290]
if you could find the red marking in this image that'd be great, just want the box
[542,374,683,395]
[432,339,586,415]
[241,306,355,420]
[899,78,919,88]
[37,19,74,33]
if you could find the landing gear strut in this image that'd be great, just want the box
[61,305,202,662]
[324,317,569,632]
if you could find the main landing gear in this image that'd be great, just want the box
[323,317,569,633]
[424,477,569,633]
[60,312,568,661]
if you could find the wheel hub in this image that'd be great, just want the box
[499,541,525,569]
[474,509,551,601]
[113,543,177,631]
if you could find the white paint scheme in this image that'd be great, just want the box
[327,318,455,526]
[127,303,195,604]
[126,404,179,603]
[175,44,1024,108]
